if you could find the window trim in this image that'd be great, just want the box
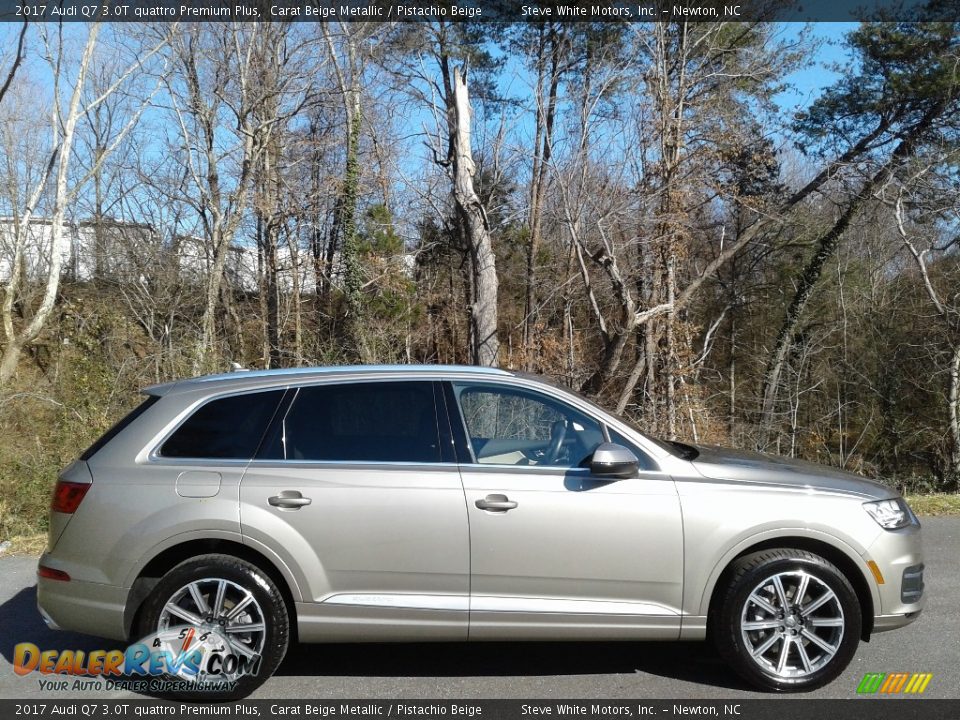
[441,381,477,464]
[245,459,461,471]
[145,375,664,473]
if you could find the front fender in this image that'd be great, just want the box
[695,527,879,618]
[675,481,882,619]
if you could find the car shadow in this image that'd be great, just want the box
[276,640,754,691]
[1,586,751,693]
[0,585,114,665]
[1,584,174,700]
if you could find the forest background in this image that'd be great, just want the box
[1,17,959,547]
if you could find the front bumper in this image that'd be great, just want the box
[873,611,922,633]
[865,522,925,629]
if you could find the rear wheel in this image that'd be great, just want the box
[135,554,288,700]
[712,549,861,692]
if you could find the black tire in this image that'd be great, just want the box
[135,553,289,700]
[711,548,861,692]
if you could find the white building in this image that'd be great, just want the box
[0,216,412,297]
[0,216,259,291]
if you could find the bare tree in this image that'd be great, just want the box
[516,23,573,366]
[161,24,315,373]
[445,65,500,367]
[892,172,960,483]
[321,22,370,361]
[0,22,170,386]
[758,23,960,446]
[0,20,28,109]
[557,23,799,434]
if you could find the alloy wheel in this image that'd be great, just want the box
[739,570,845,678]
[156,577,267,681]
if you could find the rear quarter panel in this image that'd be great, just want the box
[51,391,244,588]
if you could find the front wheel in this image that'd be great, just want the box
[712,549,861,692]
[135,554,289,700]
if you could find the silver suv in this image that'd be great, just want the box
[37,365,924,697]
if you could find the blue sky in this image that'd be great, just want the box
[774,23,857,111]
[0,21,864,234]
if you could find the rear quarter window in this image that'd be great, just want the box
[81,395,160,461]
[160,390,285,460]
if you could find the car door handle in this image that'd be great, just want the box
[475,494,518,512]
[269,491,312,509]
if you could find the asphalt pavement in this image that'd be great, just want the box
[1,518,957,700]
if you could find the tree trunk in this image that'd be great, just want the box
[0,25,101,387]
[255,133,283,369]
[449,66,499,367]
[0,340,22,386]
[257,218,269,366]
[523,26,563,366]
[309,119,329,320]
[728,313,737,441]
[949,342,960,486]
[287,224,304,366]
[266,230,280,367]
[322,25,365,362]
[758,197,865,446]
[664,251,677,439]
[339,93,364,360]
[195,224,229,374]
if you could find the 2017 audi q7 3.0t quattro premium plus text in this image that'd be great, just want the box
[37,365,924,697]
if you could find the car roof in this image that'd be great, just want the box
[143,364,516,396]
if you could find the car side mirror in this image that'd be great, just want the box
[590,443,639,479]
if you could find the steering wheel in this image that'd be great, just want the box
[543,420,568,465]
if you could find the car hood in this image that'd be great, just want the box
[688,445,897,500]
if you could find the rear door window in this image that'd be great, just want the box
[160,390,285,459]
[267,381,442,463]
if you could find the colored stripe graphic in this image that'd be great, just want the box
[907,673,933,694]
[858,672,932,694]
[857,673,885,694]
[880,672,905,693]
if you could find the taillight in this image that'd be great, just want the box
[37,565,70,581]
[51,480,90,514]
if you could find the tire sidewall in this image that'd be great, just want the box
[718,553,861,692]
[135,555,288,700]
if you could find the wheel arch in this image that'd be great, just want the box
[124,538,299,643]
[704,535,876,642]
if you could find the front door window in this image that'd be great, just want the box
[453,384,604,468]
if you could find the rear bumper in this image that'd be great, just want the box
[36,575,128,642]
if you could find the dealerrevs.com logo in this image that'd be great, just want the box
[856,672,933,695]
[12,628,260,693]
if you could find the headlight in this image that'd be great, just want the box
[863,498,916,530]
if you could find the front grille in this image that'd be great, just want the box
[901,564,925,604]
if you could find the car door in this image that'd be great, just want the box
[445,381,684,640]
[239,380,469,641]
